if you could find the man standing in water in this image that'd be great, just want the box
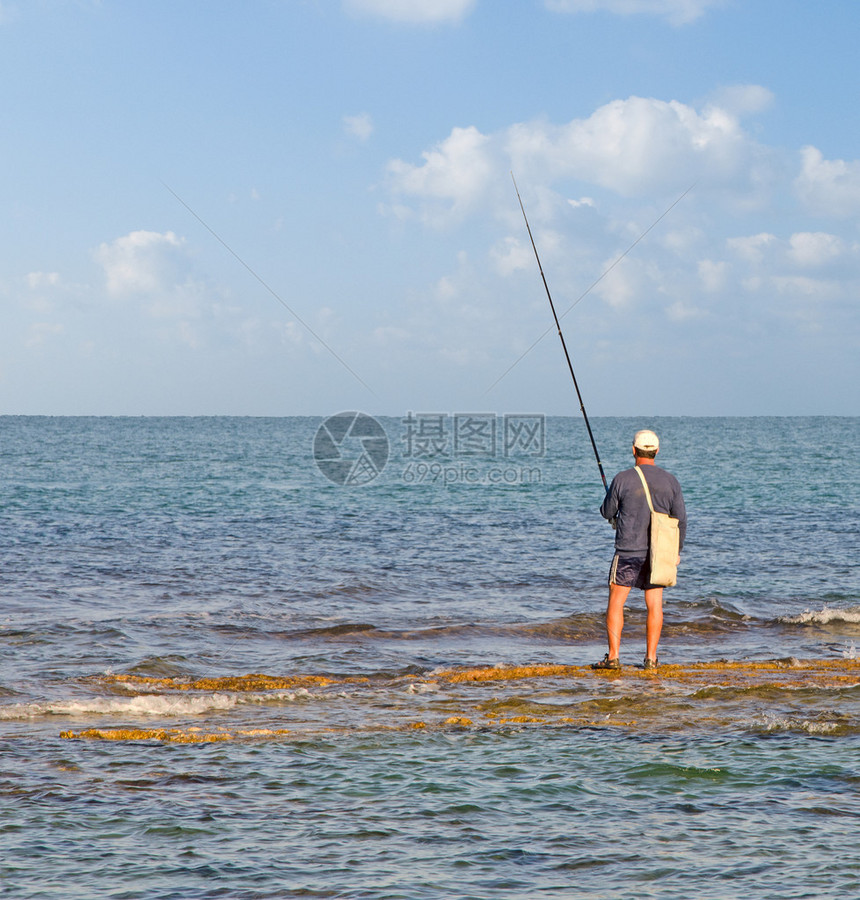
[592,429,686,671]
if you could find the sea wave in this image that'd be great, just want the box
[0,693,238,720]
[272,601,769,644]
[750,715,858,736]
[778,605,860,627]
[0,689,309,720]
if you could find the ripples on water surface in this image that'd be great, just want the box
[1,416,859,898]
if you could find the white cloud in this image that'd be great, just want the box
[698,259,727,292]
[788,232,846,268]
[717,230,854,335]
[707,84,774,116]
[378,92,859,409]
[794,145,860,217]
[386,94,768,225]
[507,97,752,195]
[727,232,777,265]
[434,274,458,301]
[666,300,704,321]
[662,226,703,256]
[24,271,62,315]
[21,270,90,317]
[344,112,374,141]
[278,320,304,346]
[386,125,494,224]
[771,274,838,299]
[94,230,187,297]
[727,230,852,272]
[343,0,476,24]
[146,281,205,320]
[544,0,725,26]
[490,236,533,276]
[595,257,649,309]
[27,271,61,289]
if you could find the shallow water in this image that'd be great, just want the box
[4,727,860,899]
[1,416,859,898]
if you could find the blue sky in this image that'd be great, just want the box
[1,0,858,416]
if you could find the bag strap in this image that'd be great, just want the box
[635,466,655,513]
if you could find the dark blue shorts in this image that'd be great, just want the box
[609,554,658,590]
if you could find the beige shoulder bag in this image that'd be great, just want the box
[635,467,680,587]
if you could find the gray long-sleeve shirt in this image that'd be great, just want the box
[600,464,687,555]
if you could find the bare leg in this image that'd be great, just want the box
[644,587,664,661]
[606,583,631,660]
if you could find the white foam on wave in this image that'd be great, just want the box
[755,715,843,735]
[406,682,440,695]
[0,686,311,720]
[779,605,860,626]
[0,693,238,720]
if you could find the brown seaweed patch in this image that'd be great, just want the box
[647,659,860,690]
[439,664,579,683]
[61,728,233,743]
[61,727,293,743]
[234,729,292,737]
[437,659,858,682]
[100,659,859,694]
[101,673,367,692]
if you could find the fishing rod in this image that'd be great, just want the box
[511,172,608,492]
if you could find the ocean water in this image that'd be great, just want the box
[1,415,859,899]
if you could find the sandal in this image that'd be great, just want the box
[643,657,659,670]
[591,654,621,670]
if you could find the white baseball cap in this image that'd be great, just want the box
[633,429,660,451]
